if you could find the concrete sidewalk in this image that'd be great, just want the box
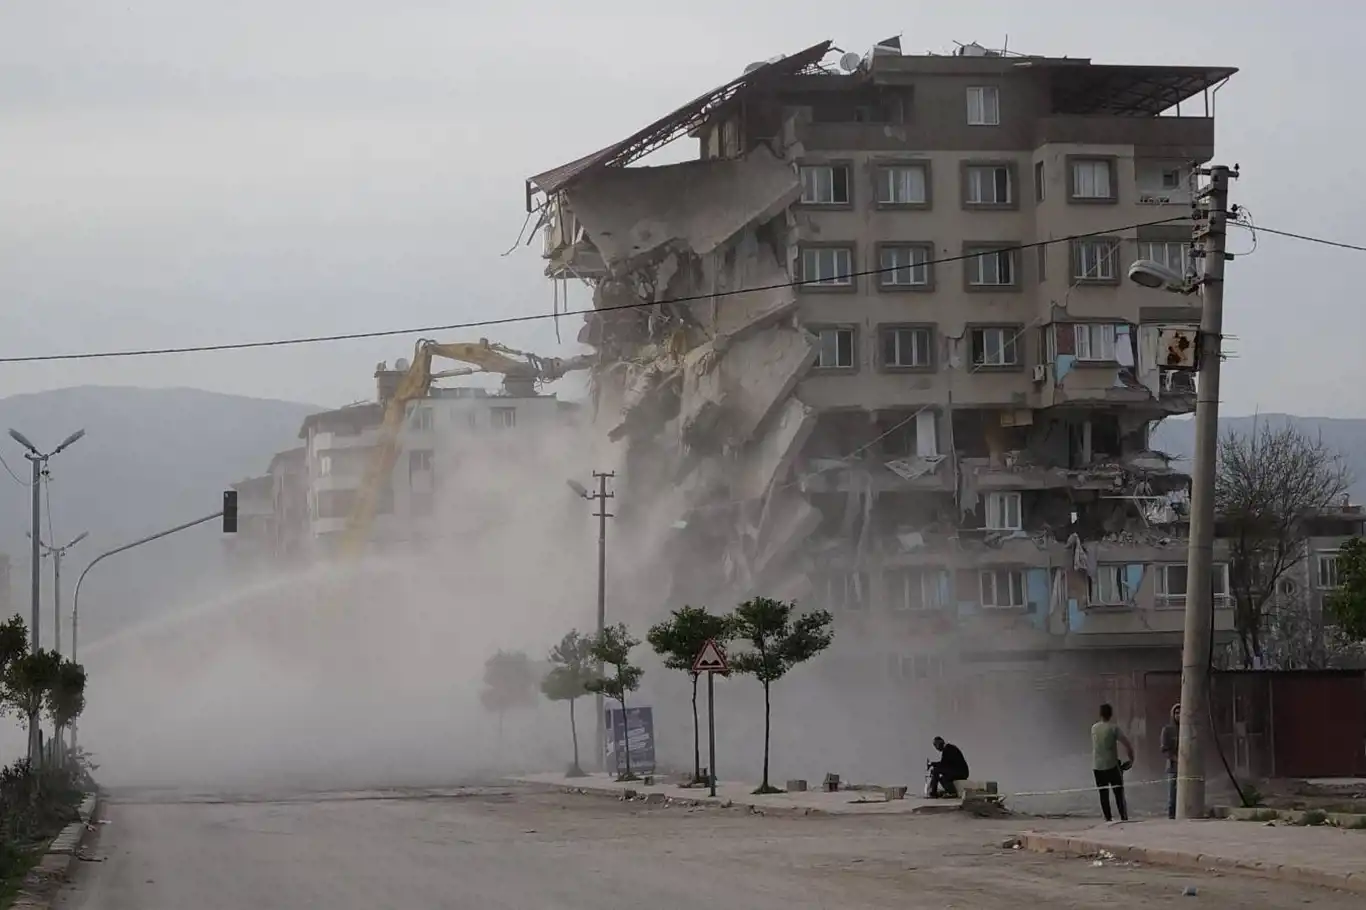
[1020,818,1365,893]
[510,772,954,816]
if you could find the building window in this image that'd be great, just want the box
[818,571,868,611]
[984,491,1022,531]
[1137,240,1190,276]
[1318,552,1341,588]
[491,407,517,429]
[1161,167,1183,190]
[881,327,933,368]
[887,568,943,611]
[1155,563,1231,607]
[801,246,854,287]
[966,86,1000,125]
[799,164,851,205]
[1071,158,1114,200]
[1090,565,1130,605]
[318,455,333,477]
[876,164,928,205]
[878,245,930,288]
[408,450,434,473]
[1036,244,1047,282]
[966,247,1016,287]
[409,406,433,431]
[1074,323,1118,361]
[1034,160,1045,202]
[813,328,855,369]
[965,165,1012,205]
[970,327,1019,366]
[890,653,945,682]
[1072,239,1120,282]
[980,569,1025,608]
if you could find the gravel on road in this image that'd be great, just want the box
[58,784,1364,909]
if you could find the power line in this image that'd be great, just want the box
[0,451,30,487]
[1232,222,1366,253]
[0,216,1195,365]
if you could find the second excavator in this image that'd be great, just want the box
[340,338,593,556]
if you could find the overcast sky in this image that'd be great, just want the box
[1,1,1360,414]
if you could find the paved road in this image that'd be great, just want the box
[59,785,1363,909]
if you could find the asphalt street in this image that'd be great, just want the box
[58,784,1363,909]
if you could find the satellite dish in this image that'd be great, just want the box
[743,61,767,74]
[839,51,862,72]
[395,358,410,372]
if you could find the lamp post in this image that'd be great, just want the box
[7,428,85,765]
[569,473,614,771]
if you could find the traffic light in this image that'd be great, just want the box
[222,490,238,534]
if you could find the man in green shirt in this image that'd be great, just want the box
[1091,702,1135,822]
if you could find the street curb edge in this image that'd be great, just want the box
[1018,832,1364,895]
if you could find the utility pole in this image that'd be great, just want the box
[1176,163,1235,820]
[570,472,615,770]
[7,428,85,766]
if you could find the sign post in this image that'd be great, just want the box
[692,638,729,798]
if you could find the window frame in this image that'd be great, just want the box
[984,491,1023,531]
[810,325,857,371]
[873,161,932,209]
[969,325,1022,368]
[1069,237,1122,285]
[1155,563,1231,608]
[1318,551,1341,589]
[962,243,1020,291]
[886,568,944,612]
[878,324,936,372]
[1073,323,1119,362]
[980,568,1026,609]
[797,243,858,292]
[966,86,1000,126]
[490,406,517,429]
[961,161,1017,210]
[1066,155,1119,204]
[798,162,854,207]
[875,242,934,291]
[1136,240,1190,277]
[1090,564,1131,606]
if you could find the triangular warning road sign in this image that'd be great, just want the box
[692,638,729,674]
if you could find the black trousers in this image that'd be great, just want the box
[1093,767,1128,821]
[929,764,965,797]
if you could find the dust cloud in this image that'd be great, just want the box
[55,415,1086,800]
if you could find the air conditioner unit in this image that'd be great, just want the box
[1031,364,1047,383]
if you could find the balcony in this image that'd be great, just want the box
[541,199,606,280]
[1034,115,1214,160]
[311,431,377,452]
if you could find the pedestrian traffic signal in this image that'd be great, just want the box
[222,490,238,534]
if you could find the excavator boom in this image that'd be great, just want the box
[339,338,590,557]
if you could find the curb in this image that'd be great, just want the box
[1018,831,1365,895]
[509,778,831,817]
[1213,805,1366,829]
[12,791,102,910]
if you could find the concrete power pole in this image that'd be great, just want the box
[1176,163,1235,820]
[588,471,615,771]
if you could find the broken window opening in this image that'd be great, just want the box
[800,165,851,205]
[1090,565,1130,605]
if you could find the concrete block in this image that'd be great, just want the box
[785,779,808,793]
[823,773,840,793]
[885,786,908,800]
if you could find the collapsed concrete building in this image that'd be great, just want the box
[526,38,1239,757]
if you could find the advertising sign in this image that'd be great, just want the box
[604,705,656,775]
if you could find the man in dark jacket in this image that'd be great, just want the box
[1160,703,1180,819]
[929,736,970,797]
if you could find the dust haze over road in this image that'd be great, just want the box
[59,786,1366,910]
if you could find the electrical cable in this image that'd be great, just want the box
[1207,578,1251,808]
[1232,222,1366,253]
[0,215,1196,365]
[0,451,31,487]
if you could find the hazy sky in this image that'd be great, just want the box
[1,1,1361,413]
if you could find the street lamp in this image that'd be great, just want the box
[31,530,90,656]
[569,472,614,772]
[7,427,85,764]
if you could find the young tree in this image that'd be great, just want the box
[1216,423,1350,667]
[479,650,537,739]
[46,659,87,764]
[1327,537,1366,642]
[728,598,833,794]
[540,630,596,777]
[585,624,643,781]
[647,606,731,784]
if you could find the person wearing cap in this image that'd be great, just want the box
[1160,703,1181,819]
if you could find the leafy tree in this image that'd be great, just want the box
[647,606,731,784]
[1327,537,1366,642]
[1216,423,1350,667]
[585,624,643,781]
[540,630,596,777]
[0,616,27,672]
[46,659,87,764]
[479,650,537,739]
[729,598,833,794]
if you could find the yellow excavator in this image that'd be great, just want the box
[340,338,593,556]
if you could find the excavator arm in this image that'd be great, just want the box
[339,338,591,557]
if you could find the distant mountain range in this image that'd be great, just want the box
[0,387,318,646]
[2,387,1362,649]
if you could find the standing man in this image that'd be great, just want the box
[1160,702,1180,820]
[1091,703,1135,822]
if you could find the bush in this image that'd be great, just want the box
[0,757,86,849]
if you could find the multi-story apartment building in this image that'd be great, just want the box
[268,447,309,564]
[225,474,275,570]
[526,38,1238,736]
